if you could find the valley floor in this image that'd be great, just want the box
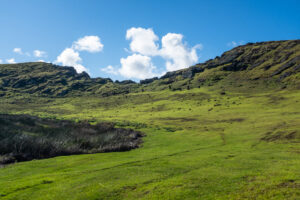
[0,87,299,199]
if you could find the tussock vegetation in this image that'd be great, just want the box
[261,130,299,142]
[0,114,143,164]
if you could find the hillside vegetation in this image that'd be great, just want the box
[0,40,299,199]
[0,40,299,97]
[0,114,143,164]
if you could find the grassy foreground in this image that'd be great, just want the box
[0,87,299,199]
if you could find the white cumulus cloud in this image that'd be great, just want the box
[111,27,202,79]
[73,36,103,53]
[119,54,157,79]
[126,27,159,56]
[13,48,23,54]
[56,48,87,73]
[227,41,245,47]
[13,48,31,56]
[6,58,16,64]
[160,33,201,71]
[101,65,119,75]
[0,59,2,64]
[33,50,46,57]
[56,35,104,73]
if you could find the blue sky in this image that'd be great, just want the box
[0,0,299,80]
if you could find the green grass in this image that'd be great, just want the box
[0,87,299,199]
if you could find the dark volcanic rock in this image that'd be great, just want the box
[0,62,131,97]
[272,56,300,76]
[75,71,90,80]
[140,77,158,84]
[94,78,113,84]
[159,66,204,80]
[161,71,178,79]
[182,66,204,78]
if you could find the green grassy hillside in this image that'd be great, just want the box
[0,40,299,97]
[0,40,299,199]
[0,87,299,199]
[0,62,137,97]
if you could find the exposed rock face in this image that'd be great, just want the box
[160,66,204,79]
[157,40,300,81]
[0,62,133,96]
[160,71,178,79]
[272,56,300,76]
[182,66,204,78]
[160,40,300,79]
[217,40,300,74]
[140,77,158,84]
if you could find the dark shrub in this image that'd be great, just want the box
[0,114,144,164]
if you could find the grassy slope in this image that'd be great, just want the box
[0,86,299,199]
[1,40,299,98]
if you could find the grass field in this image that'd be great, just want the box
[0,87,299,199]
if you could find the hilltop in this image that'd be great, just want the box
[0,62,135,97]
[0,40,299,97]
